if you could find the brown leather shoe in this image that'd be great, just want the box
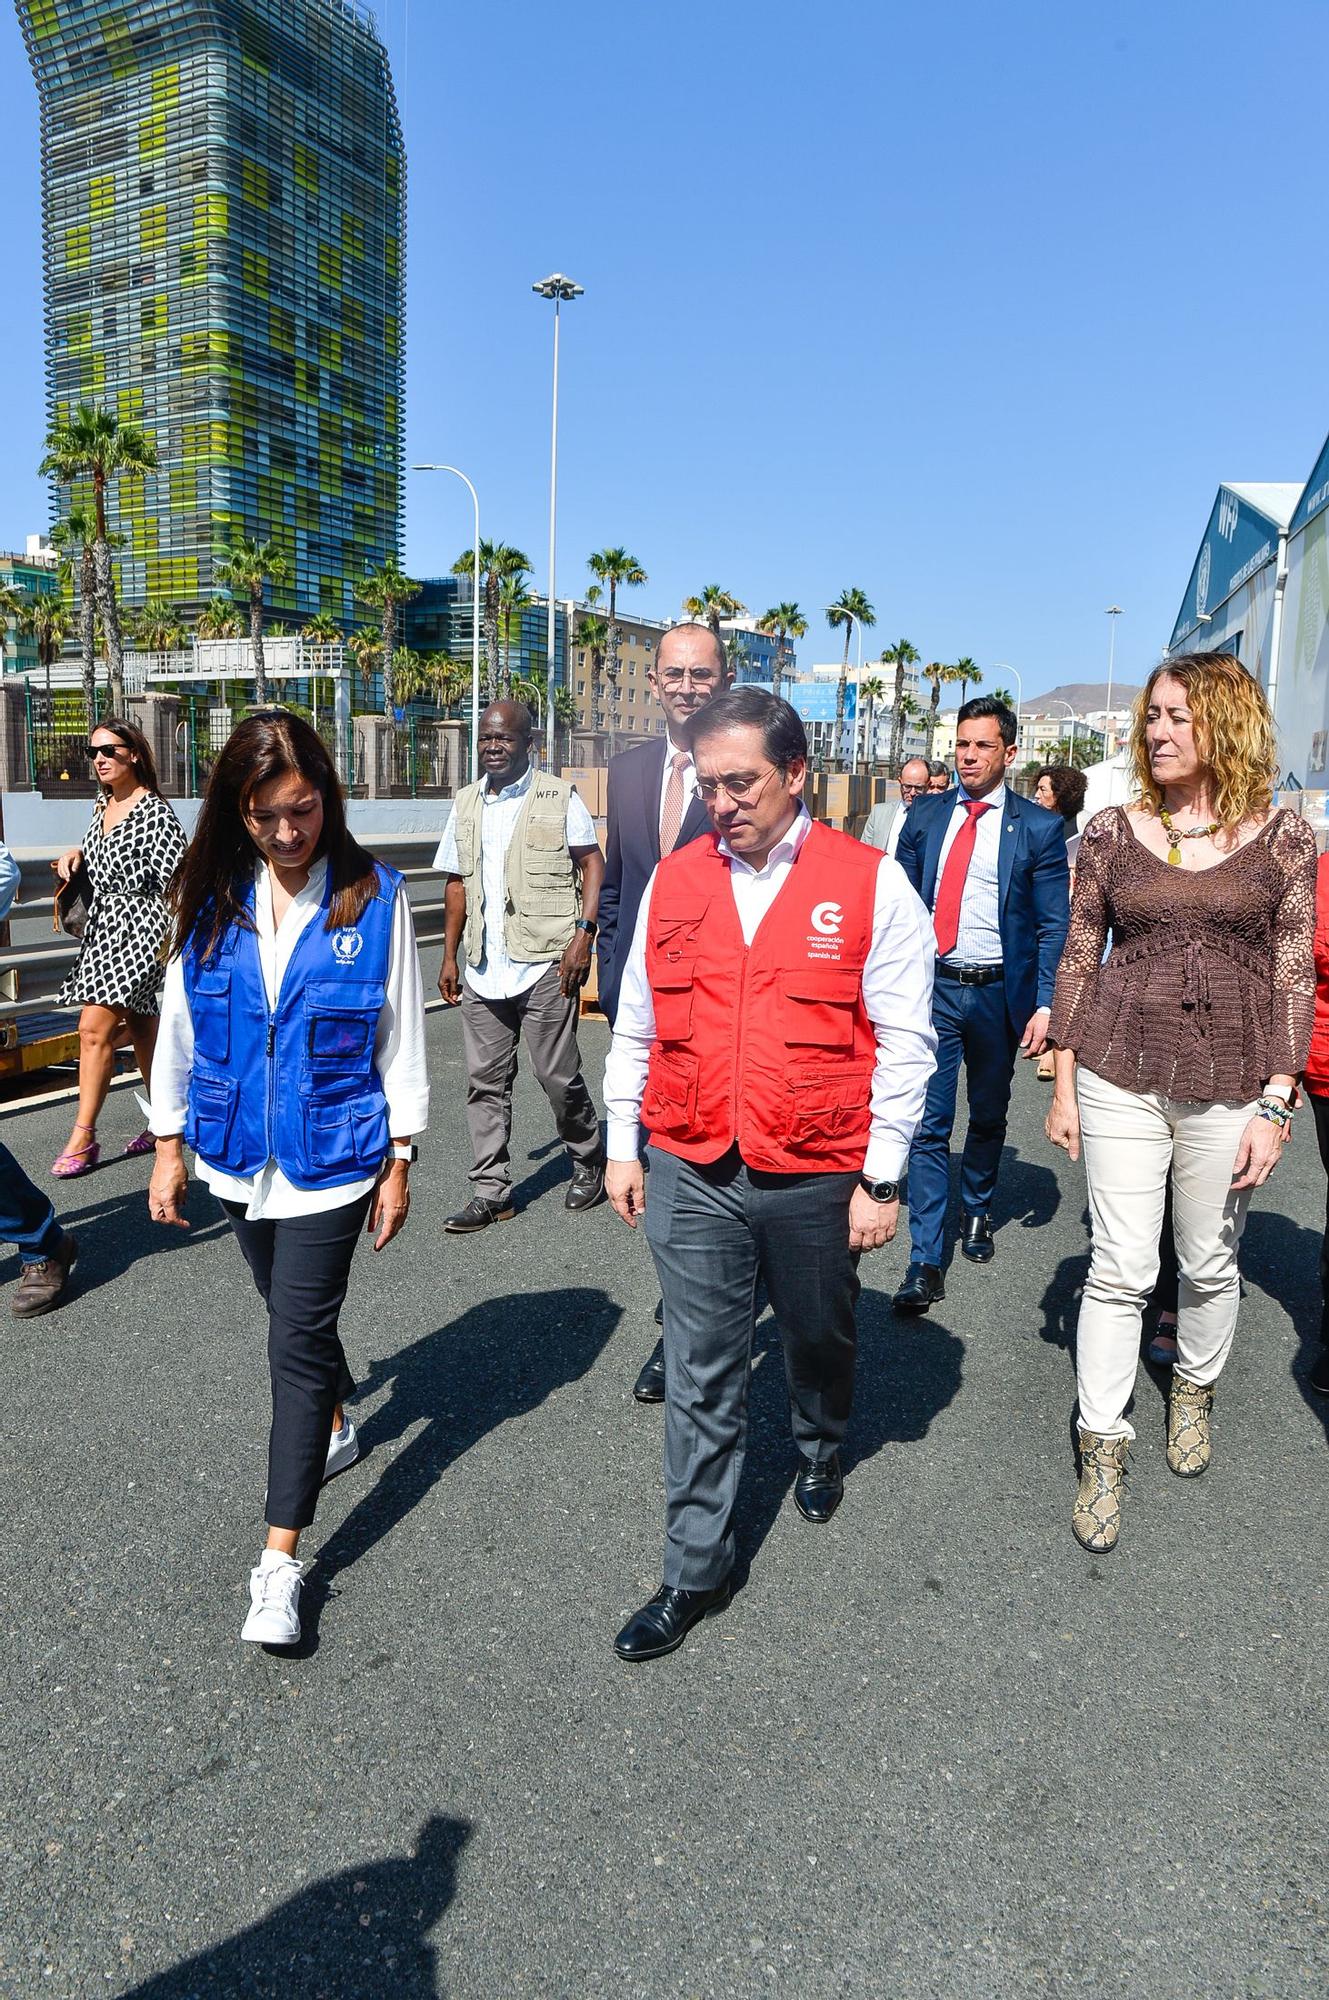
[12,1232,78,1318]
[1167,1373,1214,1477]
[1072,1429,1128,1552]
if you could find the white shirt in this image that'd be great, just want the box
[150,857,430,1220]
[934,780,1006,967]
[658,744,699,844]
[433,765,597,1000]
[602,806,938,1180]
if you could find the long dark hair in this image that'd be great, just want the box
[170,712,379,962]
[94,716,161,795]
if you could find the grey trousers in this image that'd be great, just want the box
[644,1143,861,1590]
[460,967,603,1200]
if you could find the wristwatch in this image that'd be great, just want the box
[390,1144,418,1163]
[574,918,598,936]
[859,1173,900,1203]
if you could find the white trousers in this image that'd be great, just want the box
[1073,1066,1258,1439]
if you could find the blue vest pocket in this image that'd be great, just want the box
[186,1073,238,1162]
[304,980,385,1074]
[307,1097,388,1175]
[192,972,231,1062]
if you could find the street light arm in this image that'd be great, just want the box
[412,462,482,783]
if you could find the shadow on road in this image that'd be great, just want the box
[730,1287,964,1585]
[1243,1205,1329,1445]
[0,1179,228,1300]
[294,1286,622,1650]
[122,1813,472,1998]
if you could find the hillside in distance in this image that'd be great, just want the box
[1023,682,1142,714]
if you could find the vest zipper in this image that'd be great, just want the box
[732,939,751,1137]
[265,1007,277,1160]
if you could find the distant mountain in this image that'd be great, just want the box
[1023,682,1141,714]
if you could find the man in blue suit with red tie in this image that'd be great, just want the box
[598,623,734,1397]
[892,696,1069,1310]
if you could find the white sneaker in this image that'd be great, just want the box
[324,1417,360,1482]
[241,1553,303,1645]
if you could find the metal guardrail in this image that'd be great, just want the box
[0,840,447,1035]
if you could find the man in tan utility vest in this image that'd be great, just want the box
[435,700,606,1230]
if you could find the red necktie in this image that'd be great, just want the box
[932,800,992,957]
[659,750,689,854]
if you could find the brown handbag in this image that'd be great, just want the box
[52,861,94,940]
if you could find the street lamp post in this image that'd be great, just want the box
[533,273,583,766]
[413,463,482,783]
[1044,697,1079,766]
[1104,605,1123,755]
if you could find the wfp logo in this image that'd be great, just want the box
[810,902,844,936]
[331,928,364,965]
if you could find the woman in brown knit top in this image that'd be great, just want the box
[1045,652,1316,1553]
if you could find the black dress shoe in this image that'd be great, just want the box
[565,1160,606,1211]
[1311,1348,1329,1396]
[633,1336,666,1403]
[892,1262,945,1314]
[444,1195,515,1234]
[613,1581,731,1662]
[961,1213,995,1262]
[794,1451,843,1523]
[653,1297,664,1326]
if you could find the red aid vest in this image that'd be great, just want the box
[641,818,880,1173]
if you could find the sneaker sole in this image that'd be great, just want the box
[241,1616,302,1645]
[323,1438,361,1483]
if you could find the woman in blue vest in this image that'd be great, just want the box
[147,713,429,1647]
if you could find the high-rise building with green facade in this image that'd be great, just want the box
[16,0,405,628]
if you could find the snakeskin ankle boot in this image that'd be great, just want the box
[1167,1373,1214,1477]
[1072,1431,1129,1552]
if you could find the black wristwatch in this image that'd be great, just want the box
[859,1173,900,1203]
[574,918,598,936]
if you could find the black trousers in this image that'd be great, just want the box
[224,1193,372,1532]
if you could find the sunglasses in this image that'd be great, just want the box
[86,741,129,761]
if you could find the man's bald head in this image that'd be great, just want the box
[649,623,733,740]
[478,699,534,789]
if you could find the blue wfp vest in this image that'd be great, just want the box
[182,861,401,1189]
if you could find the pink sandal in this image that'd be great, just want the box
[122,1129,155,1158]
[52,1124,100,1178]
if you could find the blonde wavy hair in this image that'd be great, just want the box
[1130,652,1276,826]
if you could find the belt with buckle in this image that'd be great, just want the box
[935,959,1004,986]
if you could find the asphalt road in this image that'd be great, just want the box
[2,1009,1327,1999]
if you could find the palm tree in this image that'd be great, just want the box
[954,656,981,706]
[879,639,920,776]
[132,597,188,651]
[347,630,381,709]
[756,602,808,699]
[574,612,609,735]
[0,583,24,663]
[355,557,423,721]
[18,589,71,724]
[858,675,887,774]
[51,510,103,729]
[588,547,647,735]
[391,647,429,707]
[553,685,578,768]
[301,610,342,645]
[422,652,467,713]
[510,673,545,737]
[39,403,157,714]
[452,541,532,703]
[497,567,533,698]
[826,588,876,772]
[213,537,289,705]
[922,661,968,759]
[682,584,746,633]
[197,594,242,640]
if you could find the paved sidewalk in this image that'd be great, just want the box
[1,1008,1326,1997]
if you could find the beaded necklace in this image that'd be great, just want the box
[1158,804,1221,866]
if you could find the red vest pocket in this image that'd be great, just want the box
[781,968,862,1048]
[782,1060,875,1148]
[642,1047,701,1138]
[652,971,695,1042]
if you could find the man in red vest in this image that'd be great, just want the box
[604,688,937,1661]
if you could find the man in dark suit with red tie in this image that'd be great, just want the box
[598,622,734,1399]
[892,696,1069,1310]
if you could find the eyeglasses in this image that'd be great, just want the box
[696,766,780,805]
[86,741,127,761]
[899,781,926,797]
[655,670,722,692]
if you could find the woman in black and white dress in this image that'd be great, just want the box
[52,718,187,1177]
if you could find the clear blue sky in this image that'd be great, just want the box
[2,0,1326,698]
